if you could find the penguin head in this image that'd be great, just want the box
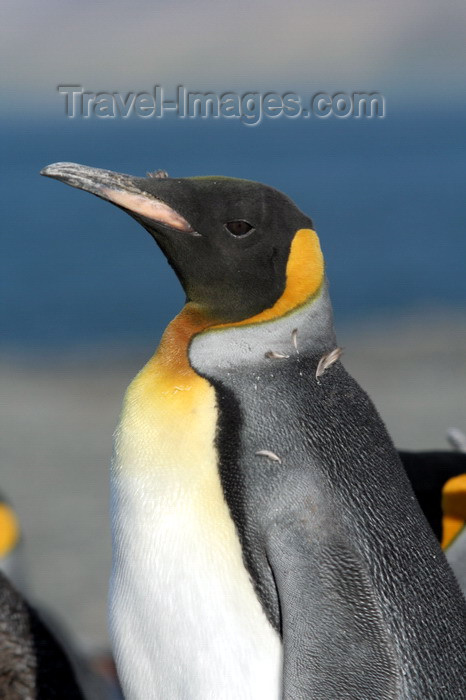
[41,163,324,323]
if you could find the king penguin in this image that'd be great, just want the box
[41,163,466,700]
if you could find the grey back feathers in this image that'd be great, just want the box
[191,300,466,699]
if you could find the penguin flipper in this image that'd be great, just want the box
[266,517,399,700]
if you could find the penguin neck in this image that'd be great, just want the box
[145,303,211,395]
[119,283,335,444]
[187,227,336,372]
[189,282,337,376]
[123,226,335,409]
[146,281,335,384]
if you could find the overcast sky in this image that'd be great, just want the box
[2,0,465,110]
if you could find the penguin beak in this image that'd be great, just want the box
[40,162,195,233]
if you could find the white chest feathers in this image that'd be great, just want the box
[110,471,282,700]
[109,366,282,699]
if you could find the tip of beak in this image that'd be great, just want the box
[39,162,138,198]
[40,162,79,178]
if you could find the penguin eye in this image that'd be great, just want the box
[225,220,254,237]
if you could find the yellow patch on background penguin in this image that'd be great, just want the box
[442,473,466,549]
[0,503,20,557]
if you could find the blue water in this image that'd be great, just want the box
[1,112,465,350]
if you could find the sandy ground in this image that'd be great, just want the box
[1,311,465,652]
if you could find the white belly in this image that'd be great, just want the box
[110,470,282,700]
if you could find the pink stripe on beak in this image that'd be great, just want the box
[101,187,194,232]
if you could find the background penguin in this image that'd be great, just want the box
[0,493,117,699]
[442,472,466,593]
[41,162,466,700]
[0,492,26,596]
[447,523,466,595]
[399,450,466,541]
[399,449,466,595]
[0,571,85,699]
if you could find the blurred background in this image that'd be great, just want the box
[1,0,465,660]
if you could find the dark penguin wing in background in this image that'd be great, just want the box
[0,572,85,699]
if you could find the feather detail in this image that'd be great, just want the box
[291,328,299,353]
[316,347,343,379]
[265,351,290,360]
[147,169,169,179]
[255,450,282,464]
[447,427,466,453]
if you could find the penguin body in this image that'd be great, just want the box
[189,285,465,699]
[194,321,466,698]
[110,314,282,698]
[41,164,466,699]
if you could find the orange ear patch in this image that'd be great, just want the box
[442,473,466,549]
[218,228,324,329]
